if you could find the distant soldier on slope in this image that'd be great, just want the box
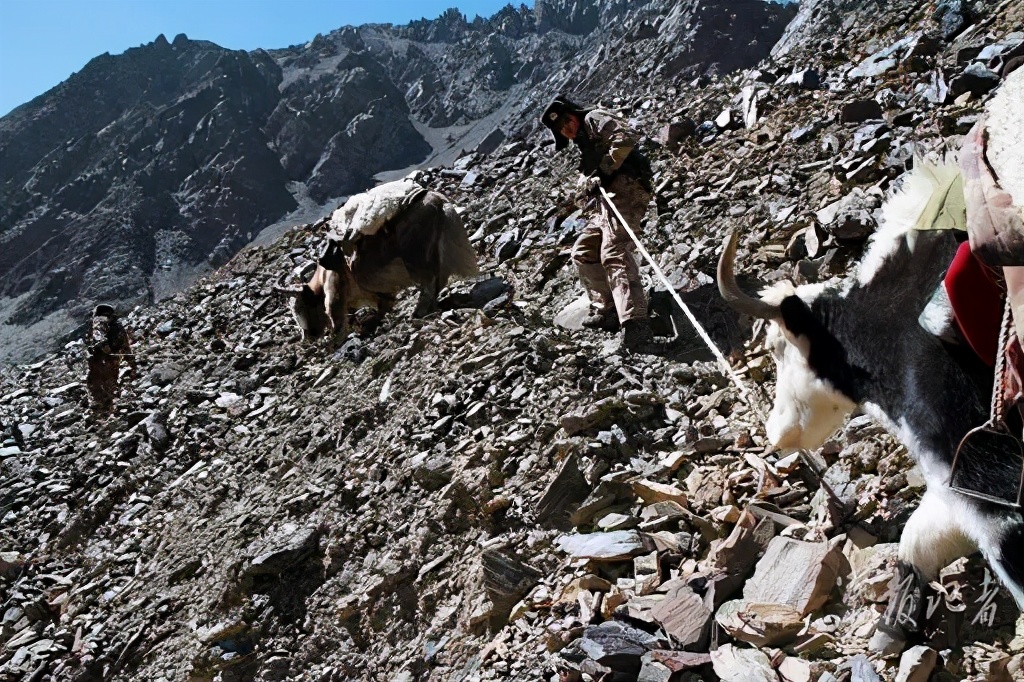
[85,305,136,416]
[540,95,666,354]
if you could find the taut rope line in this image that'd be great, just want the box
[599,187,759,407]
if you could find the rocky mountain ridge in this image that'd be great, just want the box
[2,0,1024,681]
[0,0,795,364]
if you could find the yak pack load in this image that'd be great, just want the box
[327,178,430,244]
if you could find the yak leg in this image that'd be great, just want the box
[871,488,978,654]
[908,487,1024,610]
[362,294,397,336]
[413,273,444,318]
[376,293,397,318]
[898,488,978,580]
[325,273,349,348]
[971,508,1024,610]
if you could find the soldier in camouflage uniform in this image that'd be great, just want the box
[541,96,663,353]
[86,305,136,415]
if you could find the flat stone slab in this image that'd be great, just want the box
[554,294,593,330]
[744,536,842,615]
[558,530,648,561]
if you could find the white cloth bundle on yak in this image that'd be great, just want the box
[961,65,1024,344]
[327,179,429,244]
[960,65,1023,268]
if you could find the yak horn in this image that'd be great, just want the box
[271,274,304,297]
[717,232,782,319]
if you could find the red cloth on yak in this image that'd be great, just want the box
[944,240,1003,366]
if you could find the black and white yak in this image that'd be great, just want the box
[276,190,479,344]
[717,69,1024,650]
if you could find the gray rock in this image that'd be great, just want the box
[818,188,881,241]
[142,412,171,452]
[558,531,649,560]
[949,63,1001,99]
[744,537,842,615]
[841,100,884,123]
[656,119,697,148]
[493,231,523,263]
[412,453,454,491]
[783,68,820,89]
[711,644,778,682]
[839,654,884,682]
[536,453,592,530]
[565,620,666,675]
[895,646,938,682]
[933,0,971,41]
[243,524,320,579]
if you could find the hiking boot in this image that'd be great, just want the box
[581,308,619,332]
[622,318,669,354]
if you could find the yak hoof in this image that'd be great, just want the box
[868,625,907,656]
[870,560,924,656]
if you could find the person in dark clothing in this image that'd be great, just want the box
[541,95,664,354]
[86,305,136,415]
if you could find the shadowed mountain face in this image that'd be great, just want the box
[0,0,796,362]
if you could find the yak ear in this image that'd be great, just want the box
[779,295,817,338]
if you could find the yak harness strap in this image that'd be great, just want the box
[950,294,1024,508]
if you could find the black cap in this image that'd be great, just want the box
[93,304,115,318]
[540,96,587,151]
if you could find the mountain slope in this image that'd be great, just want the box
[2,0,1023,680]
[0,0,796,364]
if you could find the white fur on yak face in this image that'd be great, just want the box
[760,283,858,451]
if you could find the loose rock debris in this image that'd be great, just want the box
[3,0,1024,680]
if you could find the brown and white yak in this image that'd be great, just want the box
[276,190,478,344]
[718,68,1024,652]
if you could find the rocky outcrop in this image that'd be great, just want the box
[265,50,428,201]
[0,36,297,343]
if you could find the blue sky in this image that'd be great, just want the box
[0,0,531,117]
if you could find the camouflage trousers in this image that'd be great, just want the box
[87,355,120,414]
[571,173,653,323]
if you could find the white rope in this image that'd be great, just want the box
[599,187,758,405]
[600,189,849,507]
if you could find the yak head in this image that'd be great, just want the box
[274,275,330,342]
[718,232,857,451]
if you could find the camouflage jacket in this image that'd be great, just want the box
[576,109,654,192]
[89,314,135,368]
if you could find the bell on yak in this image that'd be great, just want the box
[949,302,1024,509]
